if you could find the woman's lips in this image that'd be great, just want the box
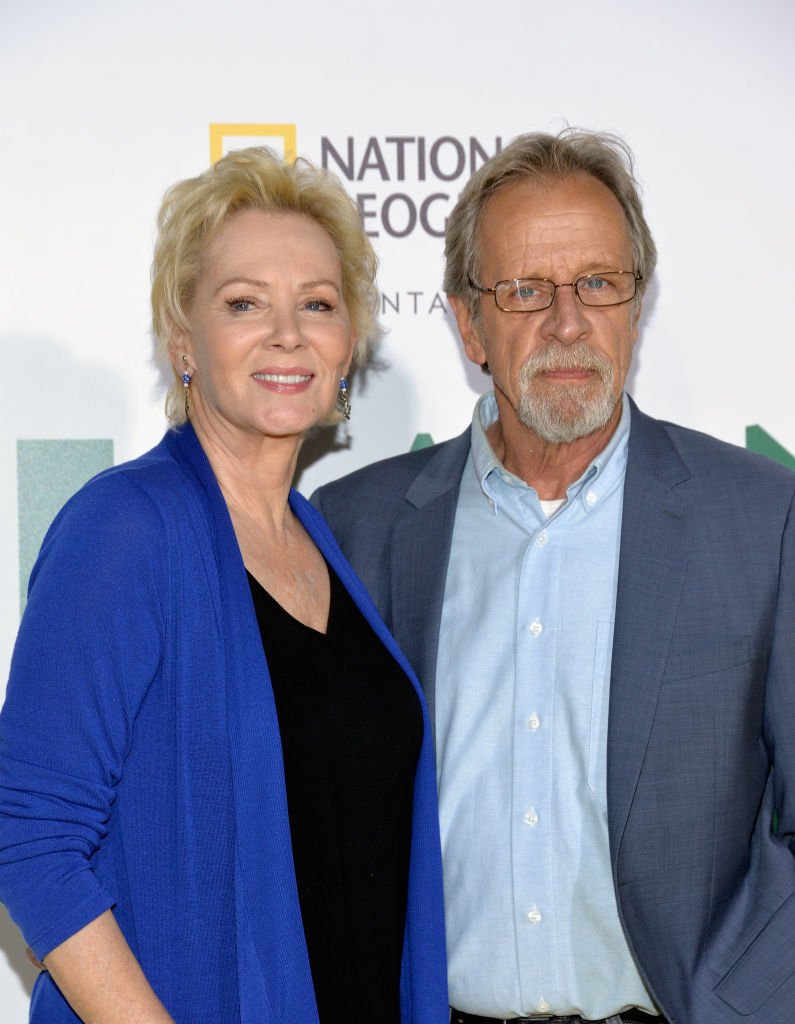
[252,370,314,391]
[253,372,312,383]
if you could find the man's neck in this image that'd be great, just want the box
[485,400,622,500]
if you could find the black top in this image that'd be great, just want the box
[247,566,422,1024]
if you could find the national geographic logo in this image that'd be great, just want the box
[321,135,502,239]
[210,124,502,240]
[210,123,297,164]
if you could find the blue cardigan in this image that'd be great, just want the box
[0,425,448,1023]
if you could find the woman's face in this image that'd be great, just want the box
[176,208,355,449]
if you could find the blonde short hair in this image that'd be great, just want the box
[151,147,382,424]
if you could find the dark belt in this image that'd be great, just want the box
[450,1009,666,1024]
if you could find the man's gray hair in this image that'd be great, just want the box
[444,128,657,316]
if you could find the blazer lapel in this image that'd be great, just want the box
[390,431,471,722]
[607,402,692,859]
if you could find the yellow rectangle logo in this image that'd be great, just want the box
[209,124,297,164]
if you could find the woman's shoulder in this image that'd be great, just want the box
[62,429,204,520]
[35,430,208,576]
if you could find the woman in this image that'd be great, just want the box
[0,148,447,1023]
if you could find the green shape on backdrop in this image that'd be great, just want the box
[745,426,795,469]
[410,433,435,451]
[17,440,114,613]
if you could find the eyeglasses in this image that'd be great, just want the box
[469,271,642,313]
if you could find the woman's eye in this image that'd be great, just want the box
[226,297,255,312]
[305,298,334,312]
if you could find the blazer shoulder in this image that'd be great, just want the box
[668,421,795,488]
[312,428,471,514]
[631,403,795,495]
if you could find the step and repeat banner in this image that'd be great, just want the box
[1,0,794,1014]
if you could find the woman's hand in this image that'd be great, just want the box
[42,910,175,1024]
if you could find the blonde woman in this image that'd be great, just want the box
[0,148,447,1024]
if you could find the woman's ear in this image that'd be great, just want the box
[169,326,194,376]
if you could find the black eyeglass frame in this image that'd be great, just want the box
[468,270,643,313]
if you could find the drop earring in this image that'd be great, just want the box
[181,355,193,419]
[336,377,351,420]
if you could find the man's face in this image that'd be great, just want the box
[451,172,641,447]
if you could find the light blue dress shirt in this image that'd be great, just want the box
[435,393,657,1019]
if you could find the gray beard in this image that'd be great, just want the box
[516,342,619,444]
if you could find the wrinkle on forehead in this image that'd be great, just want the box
[477,173,633,283]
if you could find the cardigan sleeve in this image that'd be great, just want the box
[0,470,168,959]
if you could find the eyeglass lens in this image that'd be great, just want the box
[496,272,636,311]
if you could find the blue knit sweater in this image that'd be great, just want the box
[0,425,448,1023]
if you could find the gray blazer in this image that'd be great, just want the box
[312,397,795,1024]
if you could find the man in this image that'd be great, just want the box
[312,130,795,1024]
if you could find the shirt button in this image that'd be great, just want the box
[526,713,540,730]
[585,489,598,507]
[528,618,543,636]
[523,808,539,827]
[536,530,548,546]
[527,904,542,924]
[536,998,551,1013]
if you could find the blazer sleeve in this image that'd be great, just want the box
[767,488,795,855]
[0,472,167,960]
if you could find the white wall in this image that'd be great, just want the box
[2,0,794,1015]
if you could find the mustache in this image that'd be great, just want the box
[522,342,613,377]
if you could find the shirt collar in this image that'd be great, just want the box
[470,391,631,513]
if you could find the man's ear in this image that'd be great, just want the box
[630,299,642,348]
[448,294,487,368]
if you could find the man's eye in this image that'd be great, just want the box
[582,276,607,290]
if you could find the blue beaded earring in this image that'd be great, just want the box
[181,355,193,419]
[336,377,351,420]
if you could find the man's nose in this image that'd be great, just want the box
[540,283,590,345]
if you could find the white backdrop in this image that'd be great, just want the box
[2,0,795,1015]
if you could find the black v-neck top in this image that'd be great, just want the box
[247,566,422,1023]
